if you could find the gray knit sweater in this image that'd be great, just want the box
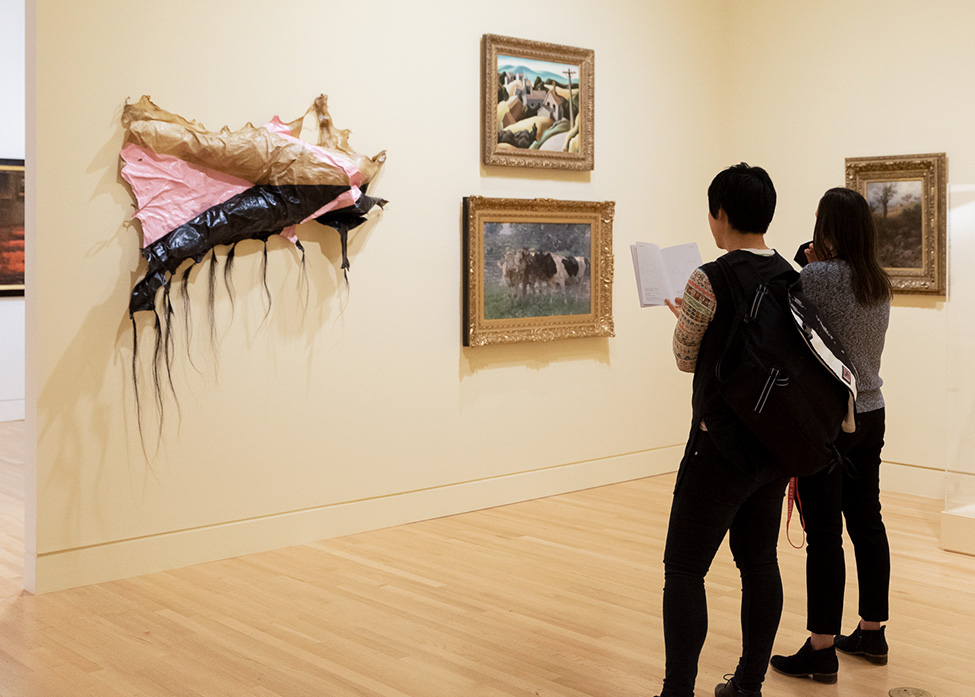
[800,259,889,412]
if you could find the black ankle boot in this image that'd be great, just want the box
[714,674,761,696]
[834,625,888,664]
[770,638,839,683]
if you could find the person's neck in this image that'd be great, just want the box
[722,231,768,252]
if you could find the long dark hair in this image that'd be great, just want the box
[813,187,892,305]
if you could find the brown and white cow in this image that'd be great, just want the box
[496,249,526,295]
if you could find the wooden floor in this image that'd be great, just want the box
[1,420,972,697]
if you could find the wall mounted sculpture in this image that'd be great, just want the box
[122,94,386,316]
[120,95,386,444]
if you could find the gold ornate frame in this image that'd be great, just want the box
[845,153,947,295]
[481,34,594,171]
[463,196,614,347]
[0,159,25,297]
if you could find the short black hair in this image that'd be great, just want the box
[707,163,776,234]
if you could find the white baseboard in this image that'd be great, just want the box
[879,463,975,557]
[27,445,684,594]
[23,451,957,593]
[880,461,945,500]
[0,399,24,422]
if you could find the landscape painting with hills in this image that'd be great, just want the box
[495,54,583,154]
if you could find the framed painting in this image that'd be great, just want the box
[0,159,25,297]
[463,196,614,346]
[845,153,947,295]
[481,34,594,171]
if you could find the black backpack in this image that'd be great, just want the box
[713,254,857,477]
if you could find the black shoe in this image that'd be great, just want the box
[714,674,761,696]
[770,638,839,683]
[834,625,888,665]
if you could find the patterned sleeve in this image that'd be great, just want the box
[673,267,717,372]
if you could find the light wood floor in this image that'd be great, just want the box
[1,419,972,697]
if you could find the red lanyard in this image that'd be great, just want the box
[785,476,806,549]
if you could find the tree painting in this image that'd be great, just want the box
[867,179,923,269]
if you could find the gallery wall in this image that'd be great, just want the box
[26,0,730,591]
[721,0,975,497]
[26,0,973,592]
[0,0,26,422]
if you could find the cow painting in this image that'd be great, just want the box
[464,196,614,347]
[482,220,592,320]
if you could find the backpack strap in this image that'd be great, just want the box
[719,251,798,294]
[712,256,750,381]
[713,253,785,380]
[714,253,753,307]
[714,253,795,321]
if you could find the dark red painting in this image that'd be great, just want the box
[0,159,25,296]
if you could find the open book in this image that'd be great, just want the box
[630,242,703,307]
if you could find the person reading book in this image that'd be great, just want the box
[654,163,791,697]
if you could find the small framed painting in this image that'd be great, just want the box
[0,159,25,297]
[481,34,594,171]
[845,153,947,295]
[462,196,614,346]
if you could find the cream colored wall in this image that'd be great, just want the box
[721,0,975,495]
[27,0,731,591]
[32,0,967,593]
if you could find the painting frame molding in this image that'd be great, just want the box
[462,196,614,347]
[481,34,594,171]
[0,158,26,297]
[845,152,947,295]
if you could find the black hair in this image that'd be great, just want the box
[813,187,892,305]
[707,162,777,234]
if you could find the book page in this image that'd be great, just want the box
[631,241,703,307]
[660,243,703,302]
[630,242,670,306]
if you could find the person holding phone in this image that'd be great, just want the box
[770,187,892,684]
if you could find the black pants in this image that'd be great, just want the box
[661,430,789,697]
[797,407,889,634]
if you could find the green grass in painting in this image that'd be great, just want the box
[485,285,590,319]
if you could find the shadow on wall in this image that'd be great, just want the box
[478,162,592,185]
[35,121,383,541]
[459,336,610,378]
[890,294,944,311]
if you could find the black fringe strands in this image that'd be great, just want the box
[224,242,237,320]
[207,248,218,353]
